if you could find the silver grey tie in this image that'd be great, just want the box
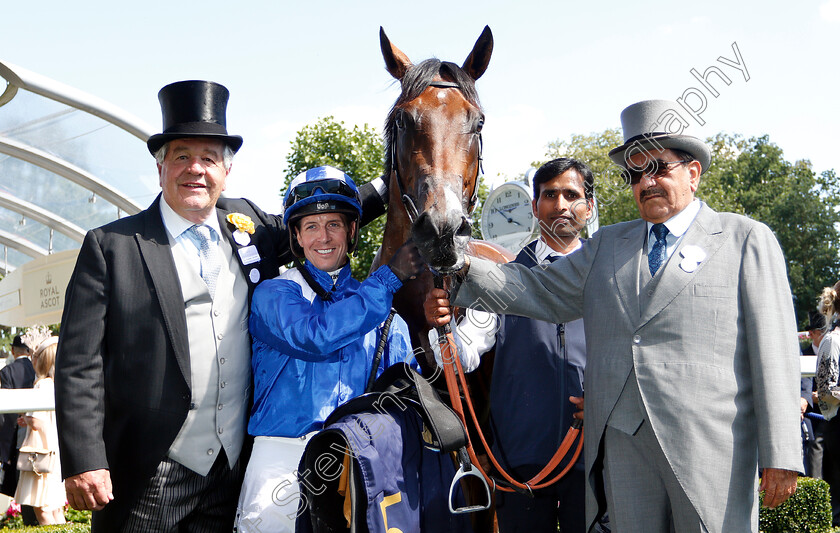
[188,224,221,298]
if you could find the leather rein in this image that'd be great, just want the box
[433,275,583,495]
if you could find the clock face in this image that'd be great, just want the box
[481,183,536,249]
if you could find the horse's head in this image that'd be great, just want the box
[381,26,493,274]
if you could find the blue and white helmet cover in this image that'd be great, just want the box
[282,166,363,226]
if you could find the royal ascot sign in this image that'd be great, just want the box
[0,248,79,327]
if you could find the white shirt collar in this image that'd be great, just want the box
[534,236,582,263]
[646,198,702,239]
[159,197,222,240]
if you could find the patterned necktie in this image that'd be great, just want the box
[188,224,221,298]
[648,223,669,277]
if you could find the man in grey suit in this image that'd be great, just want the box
[426,100,801,532]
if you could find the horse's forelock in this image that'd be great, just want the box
[384,59,481,175]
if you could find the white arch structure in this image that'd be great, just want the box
[0,60,156,325]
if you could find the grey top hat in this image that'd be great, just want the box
[608,100,711,174]
[146,80,243,155]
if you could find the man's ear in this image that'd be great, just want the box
[688,160,702,193]
[157,164,163,186]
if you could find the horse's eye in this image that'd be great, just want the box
[475,116,485,133]
[395,112,406,130]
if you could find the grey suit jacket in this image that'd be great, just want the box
[455,203,802,532]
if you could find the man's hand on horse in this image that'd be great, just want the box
[424,287,452,328]
[389,240,425,281]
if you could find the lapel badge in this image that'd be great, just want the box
[679,245,707,273]
[233,230,251,246]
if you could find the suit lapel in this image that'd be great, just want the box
[215,205,243,272]
[614,219,647,325]
[639,204,727,326]
[135,197,191,387]
[216,202,265,294]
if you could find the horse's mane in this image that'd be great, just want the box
[384,59,482,177]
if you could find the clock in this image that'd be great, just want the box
[480,181,537,254]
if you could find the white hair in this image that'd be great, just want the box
[153,141,235,171]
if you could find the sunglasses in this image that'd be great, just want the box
[621,159,691,185]
[284,179,357,209]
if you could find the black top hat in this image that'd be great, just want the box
[808,310,827,331]
[11,335,27,350]
[146,80,243,155]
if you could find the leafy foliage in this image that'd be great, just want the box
[759,476,834,533]
[283,116,385,278]
[471,178,492,239]
[539,130,840,327]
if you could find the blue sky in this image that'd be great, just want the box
[1,0,837,214]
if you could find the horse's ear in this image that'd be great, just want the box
[380,26,412,81]
[462,25,493,80]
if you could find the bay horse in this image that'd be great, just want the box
[372,26,513,374]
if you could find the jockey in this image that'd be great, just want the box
[234,166,423,533]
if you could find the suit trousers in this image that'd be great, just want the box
[603,422,706,533]
[119,449,244,533]
[495,463,587,533]
[808,417,825,479]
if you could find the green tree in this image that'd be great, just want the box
[701,134,840,325]
[538,130,840,327]
[283,116,385,279]
[472,178,491,239]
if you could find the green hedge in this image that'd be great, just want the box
[759,476,835,533]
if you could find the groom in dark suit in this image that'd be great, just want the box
[55,81,387,532]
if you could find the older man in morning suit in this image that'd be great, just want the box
[426,100,801,532]
[54,81,390,532]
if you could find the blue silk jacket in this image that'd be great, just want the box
[247,261,413,437]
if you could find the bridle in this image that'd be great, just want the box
[390,80,483,225]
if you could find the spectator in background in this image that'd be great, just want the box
[816,282,840,525]
[0,331,37,515]
[802,311,826,478]
[14,335,66,525]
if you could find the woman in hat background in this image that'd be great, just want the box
[816,281,840,525]
[15,329,66,525]
[235,166,422,533]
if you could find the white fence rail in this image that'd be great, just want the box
[0,388,55,414]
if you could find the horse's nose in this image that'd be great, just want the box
[413,211,442,242]
[456,215,472,238]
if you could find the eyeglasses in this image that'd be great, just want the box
[284,179,358,209]
[621,159,692,185]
